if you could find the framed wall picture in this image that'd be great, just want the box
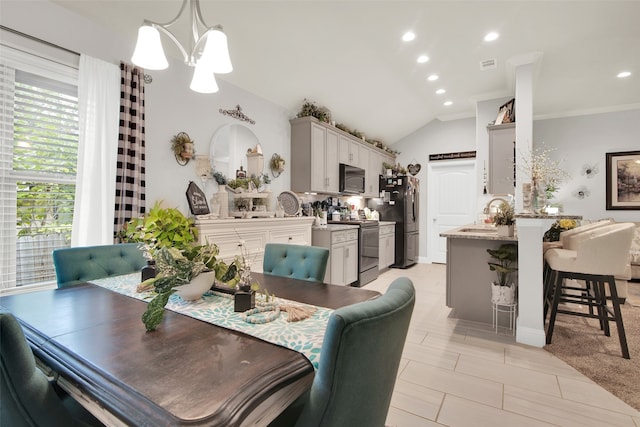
[606,150,640,210]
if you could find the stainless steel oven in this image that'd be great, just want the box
[328,219,379,287]
[358,221,379,286]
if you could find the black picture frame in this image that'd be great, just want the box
[499,98,515,123]
[606,150,640,210]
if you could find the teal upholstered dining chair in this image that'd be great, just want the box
[52,243,147,288]
[269,277,416,427]
[0,312,103,427]
[262,243,330,283]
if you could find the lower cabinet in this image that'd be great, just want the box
[379,223,395,270]
[312,227,359,286]
[194,217,315,272]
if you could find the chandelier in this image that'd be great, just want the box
[131,0,232,94]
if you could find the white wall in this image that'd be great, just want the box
[2,0,295,217]
[4,0,638,255]
[533,109,640,222]
[144,65,292,214]
[392,117,476,260]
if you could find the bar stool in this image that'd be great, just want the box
[543,219,614,318]
[544,222,635,359]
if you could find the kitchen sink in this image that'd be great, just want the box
[459,227,497,233]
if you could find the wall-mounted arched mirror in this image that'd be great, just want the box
[209,124,260,180]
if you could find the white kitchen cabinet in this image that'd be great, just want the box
[194,217,315,272]
[291,116,394,196]
[378,222,395,270]
[487,123,516,195]
[312,226,359,286]
[366,149,382,197]
[291,118,339,194]
[339,134,368,169]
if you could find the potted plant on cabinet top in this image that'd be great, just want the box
[487,243,518,305]
[492,202,515,237]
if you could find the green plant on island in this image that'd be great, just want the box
[491,202,515,226]
[486,243,518,287]
[543,219,578,242]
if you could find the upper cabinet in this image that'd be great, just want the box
[291,117,394,196]
[487,123,516,195]
[339,134,368,169]
[291,118,340,194]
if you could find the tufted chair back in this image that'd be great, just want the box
[0,312,102,426]
[262,243,330,283]
[53,243,147,288]
[269,277,416,427]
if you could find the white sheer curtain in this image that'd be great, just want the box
[72,55,120,246]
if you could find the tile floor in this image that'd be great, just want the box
[365,263,640,427]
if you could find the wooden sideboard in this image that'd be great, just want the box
[194,217,315,272]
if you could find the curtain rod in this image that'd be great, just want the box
[0,25,80,56]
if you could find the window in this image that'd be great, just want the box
[1,46,79,289]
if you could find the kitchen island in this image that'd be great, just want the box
[440,225,517,328]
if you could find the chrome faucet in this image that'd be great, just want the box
[483,197,509,214]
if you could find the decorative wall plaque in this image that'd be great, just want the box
[219,105,255,125]
[186,181,210,215]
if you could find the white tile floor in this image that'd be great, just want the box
[365,263,640,427]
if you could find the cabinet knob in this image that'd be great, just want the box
[288,236,292,241]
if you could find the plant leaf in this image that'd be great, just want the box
[142,290,174,332]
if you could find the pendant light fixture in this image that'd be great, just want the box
[131,0,232,94]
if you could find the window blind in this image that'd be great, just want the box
[0,53,78,288]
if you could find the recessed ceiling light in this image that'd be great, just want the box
[402,32,415,42]
[484,32,499,42]
[444,101,453,106]
[417,55,429,64]
[427,74,439,82]
[617,71,632,78]
[436,89,446,95]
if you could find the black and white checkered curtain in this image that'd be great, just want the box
[114,62,146,240]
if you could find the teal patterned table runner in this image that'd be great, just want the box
[90,273,332,369]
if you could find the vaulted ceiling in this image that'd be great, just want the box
[53,0,640,145]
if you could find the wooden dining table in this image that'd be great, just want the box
[0,272,380,427]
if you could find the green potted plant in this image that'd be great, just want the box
[119,202,245,331]
[492,202,515,237]
[486,243,518,304]
[296,98,331,123]
[118,201,198,250]
[137,244,222,331]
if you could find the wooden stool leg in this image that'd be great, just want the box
[606,277,630,359]
[591,279,608,333]
[546,271,564,344]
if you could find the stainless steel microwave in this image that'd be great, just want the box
[339,163,365,194]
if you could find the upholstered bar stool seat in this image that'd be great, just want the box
[544,222,635,359]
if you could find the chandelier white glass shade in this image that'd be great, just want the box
[131,0,232,93]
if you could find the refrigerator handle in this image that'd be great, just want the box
[412,190,416,222]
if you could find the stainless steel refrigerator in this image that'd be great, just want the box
[371,175,419,268]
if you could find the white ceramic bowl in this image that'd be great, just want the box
[174,271,215,301]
